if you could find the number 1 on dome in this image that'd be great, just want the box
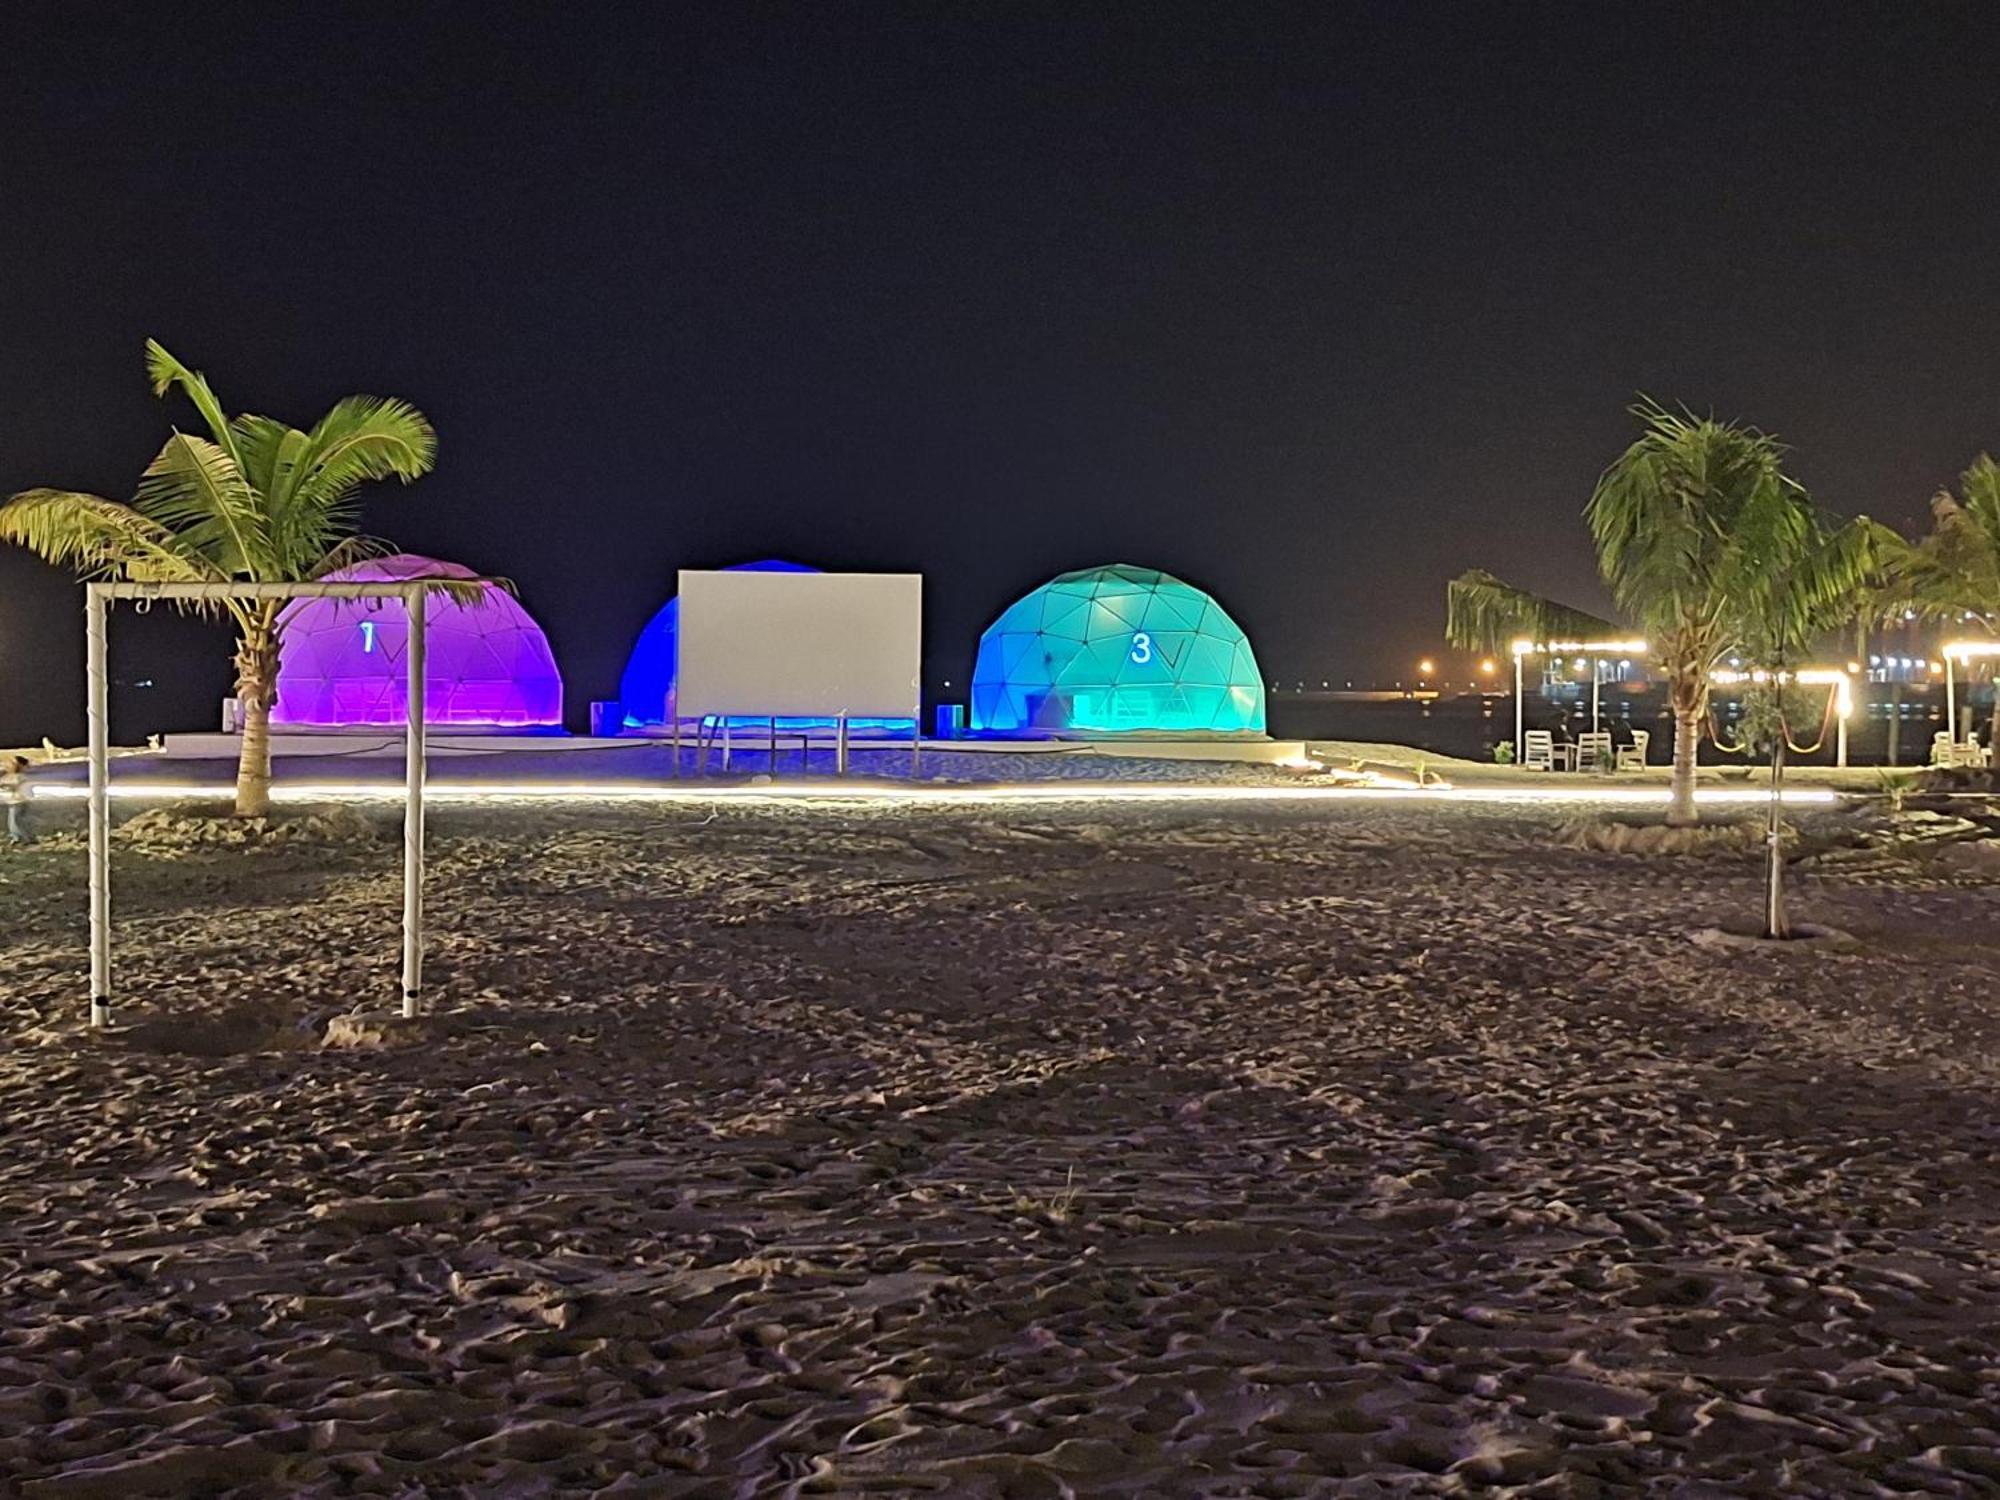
[360,620,377,654]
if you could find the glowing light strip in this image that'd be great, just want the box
[1944,640,2000,662]
[1510,639,1648,657]
[25,781,1840,807]
[1710,666,1854,717]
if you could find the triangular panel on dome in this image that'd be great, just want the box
[1140,589,1205,633]
[1036,593,1094,641]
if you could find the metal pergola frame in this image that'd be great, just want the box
[1507,641,1855,767]
[1943,640,2000,745]
[84,580,431,1029]
[1509,637,1649,760]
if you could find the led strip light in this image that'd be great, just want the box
[26,780,1840,807]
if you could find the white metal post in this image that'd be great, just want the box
[1514,655,1524,762]
[79,579,443,1026]
[1946,652,1957,749]
[836,714,849,776]
[1590,659,1601,737]
[85,587,112,1028]
[401,586,427,1018]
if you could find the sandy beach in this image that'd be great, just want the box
[4,784,2000,1496]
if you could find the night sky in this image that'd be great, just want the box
[4,2,1997,742]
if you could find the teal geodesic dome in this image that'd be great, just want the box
[970,565,1266,736]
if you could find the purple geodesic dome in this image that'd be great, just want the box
[271,555,564,728]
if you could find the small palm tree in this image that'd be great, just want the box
[1726,504,1876,937]
[0,342,436,816]
[1900,455,2000,747]
[1586,402,1868,827]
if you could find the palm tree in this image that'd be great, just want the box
[1724,502,1877,937]
[1585,402,1862,827]
[1899,455,2000,747]
[1444,569,1620,654]
[0,341,436,816]
[1450,404,1881,836]
[1827,519,1916,763]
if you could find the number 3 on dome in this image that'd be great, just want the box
[1129,631,1153,666]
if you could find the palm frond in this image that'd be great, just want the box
[273,397,436,563]
[231,415,311,511]
[1587,401,1793,636]
[1896,456,2000,633]
[305,534,397,579]
[1444,569,1619,652]
[295,396,436,497]
[144,340,240,461]
[414,575,505,607]
[304,541,509,608]
[134,432,271,576]
[0,488,221,585]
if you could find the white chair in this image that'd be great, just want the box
[1933,731,1957,767]
[1617,729,1649,771]
[1522,730,1555,771]
[1575,731,1613,772]
[1960,739,1991,768]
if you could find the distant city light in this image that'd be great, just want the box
[1418,658,1435,675]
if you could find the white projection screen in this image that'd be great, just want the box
[676,570,923,720]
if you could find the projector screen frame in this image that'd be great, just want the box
[672,569,924,777]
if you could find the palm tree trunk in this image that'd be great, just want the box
[1764,735,1788,939]
[1668,709,1700,826]
[1988,684,1999,766]
[233,624,279,818]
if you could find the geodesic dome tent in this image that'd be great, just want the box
[617,559,817,726]
[970,564,1266,736]
[271,554,564,728]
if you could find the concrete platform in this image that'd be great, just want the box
[162,731,623,760]
[927,737,1308,764]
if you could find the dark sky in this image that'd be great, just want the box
[4,1,1997,741]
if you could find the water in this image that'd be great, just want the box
[1267,687,1969,767]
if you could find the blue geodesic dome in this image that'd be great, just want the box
[970,564,1266,736]
[618,560,817,726]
